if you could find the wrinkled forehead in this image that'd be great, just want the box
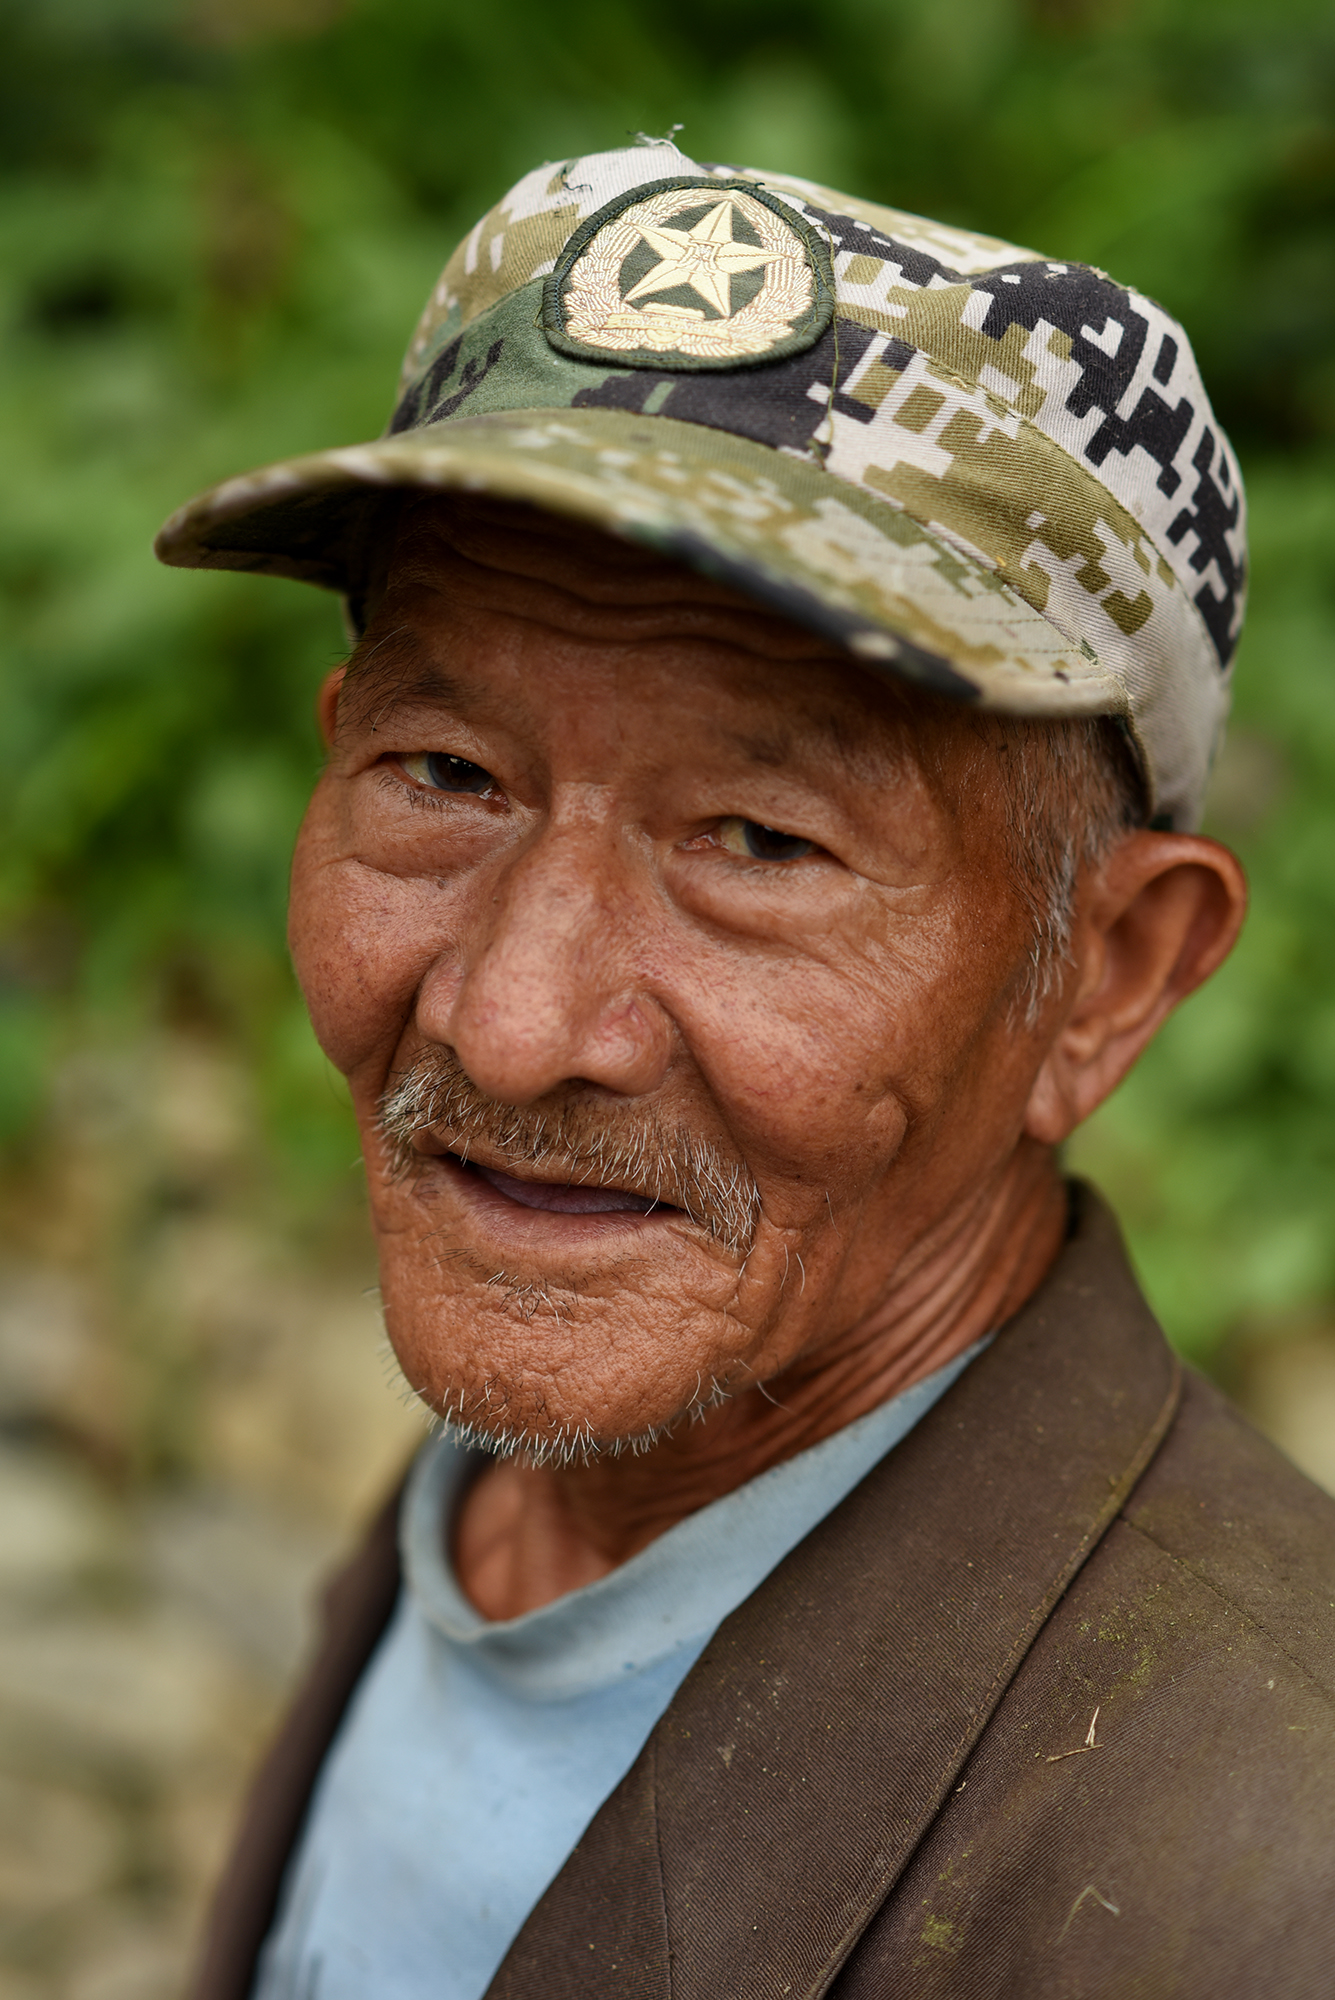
[345,495,983,777]
[374,494,858,654]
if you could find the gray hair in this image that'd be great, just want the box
[996,715,1147,1027]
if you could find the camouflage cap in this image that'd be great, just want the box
[155,139,1246,828]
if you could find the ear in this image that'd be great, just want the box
[316,665,347,750]
[1024,832,1247,1146]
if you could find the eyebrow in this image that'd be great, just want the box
[337,627,471,735]
[721,708,905,785]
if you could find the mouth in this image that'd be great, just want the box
[438,1150,681,1222]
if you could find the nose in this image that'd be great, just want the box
[416,819,674,1106]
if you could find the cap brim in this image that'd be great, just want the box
[155,406,1129,718]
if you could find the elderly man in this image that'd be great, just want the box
[157,143,1334,1999]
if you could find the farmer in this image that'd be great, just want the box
[157,140,1334,2000]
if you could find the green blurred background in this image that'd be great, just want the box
[4,0,1335,1365]
[0,1,1332,1991]
[5,0,1335,1348]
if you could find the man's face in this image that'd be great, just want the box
[290,504,1057,1457]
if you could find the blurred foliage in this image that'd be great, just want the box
[0,0,1331,1359]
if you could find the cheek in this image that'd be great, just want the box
[686,946,912,1200]
[288,787,461,1082]
[691,905,1026,1199]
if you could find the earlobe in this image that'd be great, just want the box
[1023,832,1247,1147]
[316,666,347,750]
[1023,1050,1083,1148]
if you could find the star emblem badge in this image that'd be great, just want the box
[620,199,792,319]
[545,177,834,370]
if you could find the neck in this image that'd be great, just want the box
[454,1144,1068,1620]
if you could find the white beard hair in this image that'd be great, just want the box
[379,1329,736,1470]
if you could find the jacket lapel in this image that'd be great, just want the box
[489,1188,1181,2000]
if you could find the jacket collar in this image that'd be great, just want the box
[488,1187,1181,2000]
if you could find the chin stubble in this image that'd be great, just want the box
[374,1046,764,1465]
[380,1330,738,1470]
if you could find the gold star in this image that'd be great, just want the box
[621,199,789,319]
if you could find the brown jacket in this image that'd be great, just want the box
[195,1188,1335,1998]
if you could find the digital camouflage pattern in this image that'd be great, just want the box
[156,140,1247,828]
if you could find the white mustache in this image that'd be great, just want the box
[378,1046,762,1260]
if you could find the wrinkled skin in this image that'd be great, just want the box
[289,501,1245,1617]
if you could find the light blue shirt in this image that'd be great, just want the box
[255,1344,982,2000]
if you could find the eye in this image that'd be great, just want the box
[399,752,497,795]
[717,817,816,862]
